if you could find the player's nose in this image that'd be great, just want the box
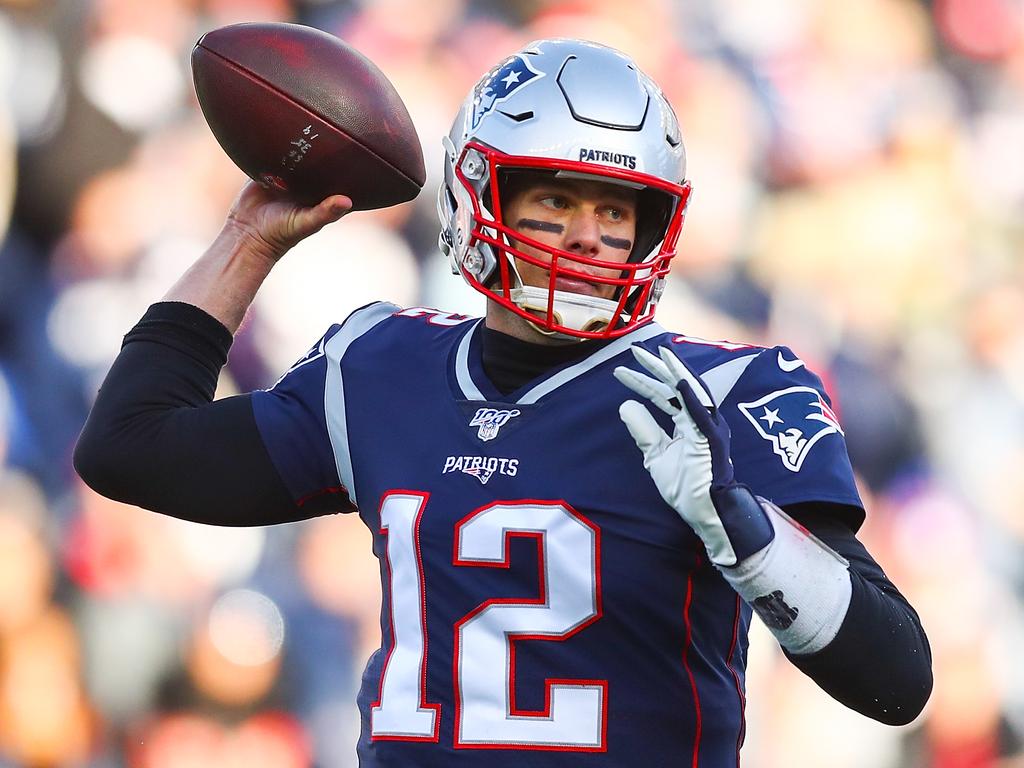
[564,210,601,257]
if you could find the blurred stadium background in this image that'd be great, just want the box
[0,0,1022,765]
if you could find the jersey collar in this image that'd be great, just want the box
[452,320,665,404]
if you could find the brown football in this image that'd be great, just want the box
[192,22,425,210]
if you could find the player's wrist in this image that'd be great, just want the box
[219,217,291,267]
[708,484,775,565]
[160,220,282,334]
[720,501,852,655]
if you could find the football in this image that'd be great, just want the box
[191,22,425,210]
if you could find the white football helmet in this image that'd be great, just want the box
[437,38,691,340]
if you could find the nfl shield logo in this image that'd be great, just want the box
[469,407,521,441]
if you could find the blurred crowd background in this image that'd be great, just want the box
[0,0,1022,765]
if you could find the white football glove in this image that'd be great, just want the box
[615,345,853,654]
[614,345,774,568]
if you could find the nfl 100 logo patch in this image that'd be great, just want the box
[469,407,521,441]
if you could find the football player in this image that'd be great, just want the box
[75,39,931,766]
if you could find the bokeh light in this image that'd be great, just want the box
[2,1,1023,766]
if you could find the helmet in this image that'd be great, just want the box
[437,38,691,340]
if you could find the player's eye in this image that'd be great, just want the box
[601,205,630,222]
[539,195,568,211]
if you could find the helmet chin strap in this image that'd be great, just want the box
[508,285,620,339]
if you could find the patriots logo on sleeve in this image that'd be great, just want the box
[470,54,544,130]
[737,387,844,472]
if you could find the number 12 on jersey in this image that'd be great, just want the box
[371,491,607,750]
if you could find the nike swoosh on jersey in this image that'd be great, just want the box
[777,351,805,372]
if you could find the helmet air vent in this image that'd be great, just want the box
[497,110,534,122]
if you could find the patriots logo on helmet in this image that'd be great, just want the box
[738,387,844,472]
[470,54,544,130]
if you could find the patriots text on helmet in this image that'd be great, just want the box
[577,148,637,169]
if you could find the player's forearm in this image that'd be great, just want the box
[711,499,931,725]
[784,564,933,726]
[718,497,851,654]
[160,181,351,333]
[161,221,279,334]
[775,507,933,725]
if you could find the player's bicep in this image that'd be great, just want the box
[74,308,307,525]
[76,385,304,526]
[129,392,308,525]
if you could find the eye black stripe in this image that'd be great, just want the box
[517,218,565,234]
[601,235,632,250]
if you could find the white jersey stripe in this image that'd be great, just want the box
[454,320,487,401]
[324,302,397,509]
[517,323,666,405]
[702,352,761,405]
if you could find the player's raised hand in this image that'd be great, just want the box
[160,181,352,335]
[614,346,774,567]
[224,180,353,262]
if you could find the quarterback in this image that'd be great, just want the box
[76,39,931,766]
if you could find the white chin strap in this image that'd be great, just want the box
[509,286,620,337]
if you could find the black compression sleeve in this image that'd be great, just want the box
[784,504,933,725]
[74,302,326,526]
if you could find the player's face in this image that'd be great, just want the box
[502,175,638,301]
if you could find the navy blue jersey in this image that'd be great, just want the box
[250,303,862,767]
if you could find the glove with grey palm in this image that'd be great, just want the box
[615,345,854,655]
[614,345,774,568]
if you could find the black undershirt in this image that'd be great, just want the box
[480,326,612,395]
[74,301,931,724]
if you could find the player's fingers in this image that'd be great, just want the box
[619,400,671,458]
[629,345,676,386]
[675,380,716,439]
[613,366,678,416]
[291,194,354,238]
[323,193,355,213]
[657,346,715,408]
[312,194,354,224]
[675,380,735,485]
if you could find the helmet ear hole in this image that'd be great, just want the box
[444,185,458,214]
